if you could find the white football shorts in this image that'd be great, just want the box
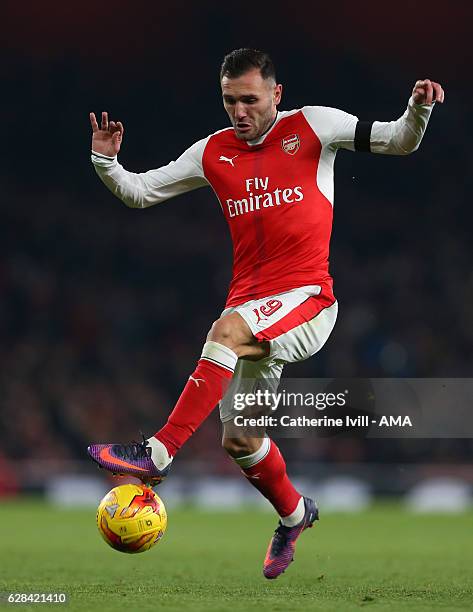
[219,283,338,423]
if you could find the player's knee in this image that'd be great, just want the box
[207,314,248,348]
[222,436,259,457]
[208,317,233,342]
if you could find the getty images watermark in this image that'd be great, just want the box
[233,389,348,412]
[227,379,473,438]
[232,389,411,429]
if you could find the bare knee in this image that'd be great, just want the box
[222,436,263,458]
[208,316,239,345]
[207,313,269,360]
[207,313,252,354]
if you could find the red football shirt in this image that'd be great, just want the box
[202,111,335,306]
[92,98,433,307]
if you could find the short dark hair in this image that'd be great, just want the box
[220,48,276,82]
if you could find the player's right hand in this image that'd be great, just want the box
[90,111,124,157]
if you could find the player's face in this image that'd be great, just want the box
[221,68,282,141]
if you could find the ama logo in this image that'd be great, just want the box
[378,416,413,427]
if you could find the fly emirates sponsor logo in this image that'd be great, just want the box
[226,176,304,218]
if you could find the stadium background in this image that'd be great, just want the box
[0,1,472,508]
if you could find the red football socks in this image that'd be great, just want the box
[154,341,237,456]
[239,438,302,518]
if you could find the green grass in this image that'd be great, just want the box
[0,501,472,611]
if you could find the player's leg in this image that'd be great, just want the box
[261,298,338,578]
[227,431,319,580]
[87,311,267,483]
[220,284,338,578]
[223,433,307,524]
[226,432,318,580]
[220,356,318,579]
[221,357,304,522]
[146,313,269,463]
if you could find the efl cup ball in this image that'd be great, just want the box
[96,483,167,553]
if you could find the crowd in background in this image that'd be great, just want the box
[1,151,472,474]
[1,29,472,483]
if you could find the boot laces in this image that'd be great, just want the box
[271,524,290,556]
[115,433,150,460]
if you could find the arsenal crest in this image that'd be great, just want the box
[281,134,300,155]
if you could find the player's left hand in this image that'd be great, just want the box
[412,79,445,105]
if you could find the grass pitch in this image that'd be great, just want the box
[0,500,472,611]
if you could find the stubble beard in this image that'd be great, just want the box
[234,107,277,142]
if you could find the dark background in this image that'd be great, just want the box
[1,1,472,490]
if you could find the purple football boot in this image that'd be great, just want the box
[87,435,171,485]
[263,497,319,579]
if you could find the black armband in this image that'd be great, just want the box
[354,121,373,152]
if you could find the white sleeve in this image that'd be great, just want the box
[302,106,359,151]
[370,97,434,155]
[91,137,210,208]
[302,97,434,155]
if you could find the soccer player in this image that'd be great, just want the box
[88,49,444,579]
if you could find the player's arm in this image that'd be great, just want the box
[304,79,444,156]
[90,112,209,208]
[360,80,444,155]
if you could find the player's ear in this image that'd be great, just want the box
[274,83,282,105]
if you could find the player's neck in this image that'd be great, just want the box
[260,111,278,137]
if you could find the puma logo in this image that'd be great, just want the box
[189,376,205,387]
[219,154,238,167]
[253,308,267,324]
[253,299,283,324]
